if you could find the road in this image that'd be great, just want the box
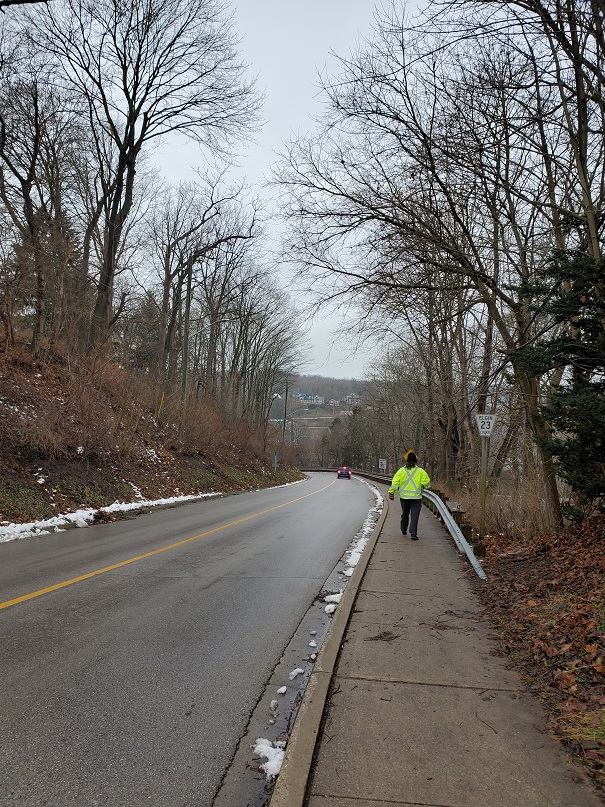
[0,472,374,807]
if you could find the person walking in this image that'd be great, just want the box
[388,451,430,540]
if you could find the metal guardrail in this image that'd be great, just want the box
[299,467,487,581]
[421,489,487,580]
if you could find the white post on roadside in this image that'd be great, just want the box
[475,414,497,539]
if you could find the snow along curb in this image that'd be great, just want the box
[0,479,306,544]
[268,485,390,807]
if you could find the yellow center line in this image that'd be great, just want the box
[1,479,336,611]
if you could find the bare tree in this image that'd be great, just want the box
[435,0,605,321]
[276,8,589,526]
[0,211,21,348]
[17,0,259,349]
[444,0,605,110]
[142,179,304,440]
[0,57,79,355]
[192,210,257,401]
[148,178,245,387]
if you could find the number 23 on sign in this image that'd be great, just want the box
[475,413,496,436]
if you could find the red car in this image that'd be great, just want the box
[337,466,352,479]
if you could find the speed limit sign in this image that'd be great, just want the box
[475,413,497,437]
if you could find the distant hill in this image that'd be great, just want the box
[269,375,366,420]
[295,375,365,403]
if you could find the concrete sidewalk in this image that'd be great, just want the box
[270,489,602,807]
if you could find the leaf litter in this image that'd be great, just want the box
[476,515,605,798]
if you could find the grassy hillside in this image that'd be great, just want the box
[0,346,302,525]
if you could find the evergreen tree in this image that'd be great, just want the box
[519,251,605,519]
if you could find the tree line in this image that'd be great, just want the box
[0,0,302,444]
[278,0,605,528]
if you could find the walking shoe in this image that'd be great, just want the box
[410,535,419,541]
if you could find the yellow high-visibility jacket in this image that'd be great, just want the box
[389,465,430,500]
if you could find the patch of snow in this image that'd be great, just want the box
[288,667,304,680]
[253,738,286,781]
[342,482,382,576]
[129,483,145,501]
[0,491,224,544]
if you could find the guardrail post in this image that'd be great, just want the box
[472,541,487,558]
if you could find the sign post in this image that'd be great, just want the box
[378,458,387,472]
[475,414,497,539]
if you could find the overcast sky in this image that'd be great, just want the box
[232,1,378,187]
[158,1,386,380]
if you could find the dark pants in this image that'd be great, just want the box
[400,499,422,537]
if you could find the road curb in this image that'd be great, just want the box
[269,488,390,807]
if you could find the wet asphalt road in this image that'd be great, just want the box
[0,472,374,807]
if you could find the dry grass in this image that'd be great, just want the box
[0,344,302,522]
[447,472,554,537]
[558,711,605,744]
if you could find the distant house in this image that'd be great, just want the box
[296,393,325,405]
